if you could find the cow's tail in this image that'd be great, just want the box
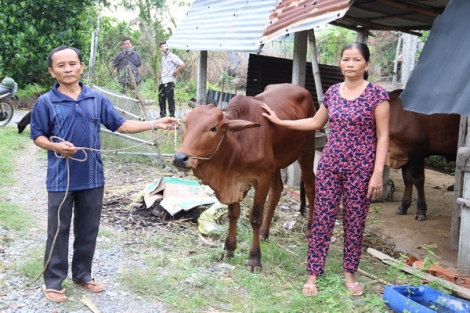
[299,179,307,216]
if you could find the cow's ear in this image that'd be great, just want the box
[222,119,261,132]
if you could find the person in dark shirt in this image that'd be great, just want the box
[31,45,178,302]
[112,37,142,93]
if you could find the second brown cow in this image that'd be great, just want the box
[388,89,460,221]
[172,83,316,271]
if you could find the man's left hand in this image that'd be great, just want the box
[156,117,180,130]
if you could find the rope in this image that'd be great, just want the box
[188,133,226,161]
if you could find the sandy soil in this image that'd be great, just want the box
[366,167,458,269]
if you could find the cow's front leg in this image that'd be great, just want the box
[248,188,269,272]
[260,170,283,240]
[220,202,240,260]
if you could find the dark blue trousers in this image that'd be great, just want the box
[44,187,103,290]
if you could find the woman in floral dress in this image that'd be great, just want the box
[261,42,390,296]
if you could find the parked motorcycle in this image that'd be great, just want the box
[0,77,18,127]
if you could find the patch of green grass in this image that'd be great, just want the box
[0,127,43,284]
[0,128,35,232]
[0,127,30,184]
[0,203,35,232]
[16,246,43,279]
[118,220,391,313]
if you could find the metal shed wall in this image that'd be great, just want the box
[246,54,344,107]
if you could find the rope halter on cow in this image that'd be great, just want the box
[188,132,226,161]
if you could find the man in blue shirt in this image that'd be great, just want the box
[30,46,179,302]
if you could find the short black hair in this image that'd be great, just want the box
[48,46,83,68]
[122,37,132,43]
[159,41,167,47]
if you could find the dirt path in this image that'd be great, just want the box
[366,167,457,268]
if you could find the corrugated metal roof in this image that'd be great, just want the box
[399,0,470,115]
[167,0,351,52]
[261,0,351,44]
[333,0,449,36]
[167,0,450,52]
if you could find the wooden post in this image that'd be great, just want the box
[287,30,308,187]
[197,51,208,104]
[308,29,327,138]
[452,116,468,251]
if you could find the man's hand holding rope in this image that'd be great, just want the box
[154,116,180,130]
[53,141,79,158]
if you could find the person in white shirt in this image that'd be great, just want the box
[158,41,185,118]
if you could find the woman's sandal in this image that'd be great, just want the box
[74,278,104,293]
[42,285,67,302]
[344,282,364,296]
[302,283,319,296]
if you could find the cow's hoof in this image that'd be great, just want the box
[247,260,262,273]
[395,207,408,215]
[247,259,262,273]
[247,265,262,273]
[218,250,234,262]
[260,232,269,241]
[415,215,426,221]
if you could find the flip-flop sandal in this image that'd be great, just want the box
[42,285,67,302]
[74,278,104,293]
[302,283,318,296]
[344,282,364,296]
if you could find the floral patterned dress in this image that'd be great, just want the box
[306,82,389,276]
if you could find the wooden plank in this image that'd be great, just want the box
[458,207,470,275]
[367,248,470,300]
[456,198,470,207]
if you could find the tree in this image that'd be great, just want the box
[0,0,101,85]
[315,26,356,65]
[367,31,400,80]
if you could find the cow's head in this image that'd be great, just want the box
[172,104,260,171]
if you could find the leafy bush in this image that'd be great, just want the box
[425,155,456,174]
[15,83,48,99]
[0,0,99,85]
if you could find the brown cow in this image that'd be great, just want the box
[172,83,316,271]
[388,89,459,221]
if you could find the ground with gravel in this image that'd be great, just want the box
[0,141,174,313]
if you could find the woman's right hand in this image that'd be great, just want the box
[261,103,281,124]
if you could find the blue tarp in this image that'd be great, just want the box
[400,0,470,115]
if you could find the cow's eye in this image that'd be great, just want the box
[210,126,217,132]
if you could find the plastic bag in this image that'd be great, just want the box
[197,201,227,236]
